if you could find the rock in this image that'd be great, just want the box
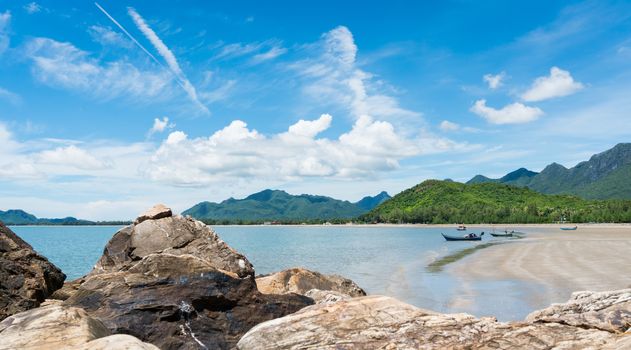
[304,289,352,304]
[0,222,65,320]
[50,277,84,300]
[66,210,314,350]
[93,213,253,278]
[74,335,160,350]
[526,288,631,333]
[237,294,630,350]
[134,203,172,224]
[0,304,110,349]
[256,267,366,298]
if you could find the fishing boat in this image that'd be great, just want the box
[560,226,578,231]
[490,230,514,237]
[456,224,467,231]
[442,232,484,241]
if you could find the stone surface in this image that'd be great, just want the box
[526,288,631,333]
[93,213,254,278]
[0,304,110,349]
[50,277,84,300]
[256,267,366,298]
[0,222,65,321]
[238,294,631,350]
[304,289,352,304]
[65,209,313,350]
[74,335,160,350]
[134,203,172,225]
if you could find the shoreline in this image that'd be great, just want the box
[446,226,631,314]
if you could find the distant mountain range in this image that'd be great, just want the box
[182,189,391,223]
[362,180,631,224]
[467,143,631,199]
[0,209,129,226]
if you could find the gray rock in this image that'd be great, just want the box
[0,222,65,320]
[134,203,172,225]
[93,214,253,278]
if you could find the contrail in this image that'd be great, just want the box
[94,2,209,114]
[94,2,162,68]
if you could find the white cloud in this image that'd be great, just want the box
[88,25,132,48]
[292,26,421,124]
[0,11,10,56]
[483,72,506,89]
[128,7,209,114]
[0,86,21,105]
[145,114,464,186]
[439,120,460,131]
[25,37,172,101]
[521,67,584,101]
[148,117,174,136]
[470,99,543,124]
[37,145,111,170]
[24,2,41,14]
[251,45,287,63]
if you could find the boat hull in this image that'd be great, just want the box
[560,227,578,231]
[441,233,482,241]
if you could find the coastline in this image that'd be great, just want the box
[446,226,631,314]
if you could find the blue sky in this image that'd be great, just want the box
[1,0,631,220]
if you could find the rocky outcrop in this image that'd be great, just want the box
[0,303,157,350]
[92,207,253,278]
[0,222,65,320]
[238,294,631,349]
[526,288,631,333]
[134,203,172,225]
[256,267,366,298]
[64,206,313,350]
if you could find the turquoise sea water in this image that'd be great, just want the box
[11,225,540,321]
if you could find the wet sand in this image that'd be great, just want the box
[447,225,631,313]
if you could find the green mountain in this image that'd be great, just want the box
[355,191,391,211]
[467,143,631,199]
[183,189,389,223]
[362,180,631,224]
[0,209,129,226]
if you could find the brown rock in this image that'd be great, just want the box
[50,277,84,300]
[74,335,160,350]
[0,222,65,320]
[237,294,631,349]
[256,267,366,298]
[134,203,172,224]
[93,214,253,278]
[66,253,312,350]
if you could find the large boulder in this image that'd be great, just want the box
[92,206,253,278]
[237,294,631,349]
[0,222,65,320]
[0,303,157,350]
[526,288,631,333]
[65,206,313,349]
[256,267,366,298]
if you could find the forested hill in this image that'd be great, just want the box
[361,180,631,224]
[467,143,631,199]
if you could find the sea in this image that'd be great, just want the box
[11,225,542,321]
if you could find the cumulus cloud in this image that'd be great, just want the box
[470,99,543,124]
[25,37,172,101]
[0,11,10,56]
[148,116,174,136]
[521,67,584,101]
[145,114,462,186]
[483,72,506,89]
[128,7,209,114]
[24,2,41,14]
[37,145,111,170]
[439,120,460,131]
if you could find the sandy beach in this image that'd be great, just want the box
[447,225,631,314]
